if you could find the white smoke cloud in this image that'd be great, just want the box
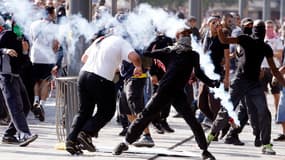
[191,36,240,126]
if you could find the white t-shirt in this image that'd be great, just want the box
[30,19,57,64]
[81,35,134,81]
[261,36,284,68]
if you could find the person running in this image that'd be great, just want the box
[216,19,285,155]
[113,28,220,160]
[65,34,143,155]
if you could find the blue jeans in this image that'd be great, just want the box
[0,74,31,136]
[230,74,271,145]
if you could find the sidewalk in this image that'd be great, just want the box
[0,96,285,160]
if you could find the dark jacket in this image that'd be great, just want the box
[144,46,215,93]
[0,30,24,74]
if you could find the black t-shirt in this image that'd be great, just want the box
[203,35,229,77]
[236,35,273,81]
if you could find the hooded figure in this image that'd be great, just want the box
[252,20,266,41]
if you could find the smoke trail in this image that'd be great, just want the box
[191,35,240,126]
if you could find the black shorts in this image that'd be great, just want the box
[119,78,146,115]
[32,63,54,81]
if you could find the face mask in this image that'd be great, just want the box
[243,27,252,35]
[177,36,192,48]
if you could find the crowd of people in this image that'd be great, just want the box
[1,0,285,160]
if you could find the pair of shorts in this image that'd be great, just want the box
[32,63,54,81]
[119,78,146,115]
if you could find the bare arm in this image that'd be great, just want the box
[279,65,285,74]
[81,53,88,64]
[267,57,285,86]
[274,49,283,63]
[128,51,143,76]
[223,48,230,90]
[217,25,239,44]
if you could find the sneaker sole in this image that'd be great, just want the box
[19,135,38,147]
[66,146,83,155]
[262,151,276,155]
[77,132,96,152]
[133,143,155,148]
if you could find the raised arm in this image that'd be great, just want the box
[217,25,239,44]
[223,48,230,90]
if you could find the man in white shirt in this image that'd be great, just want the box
[29,6,59,121]
[260,20,284,113]
[65,35,142,155]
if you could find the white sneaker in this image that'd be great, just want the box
[133,135,154,147]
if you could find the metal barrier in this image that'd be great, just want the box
[55,77,79,142]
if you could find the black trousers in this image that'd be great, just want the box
[67,71,116,141]
[125,88,208,151]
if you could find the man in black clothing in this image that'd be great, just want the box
[147,33,175,134]
[113,29,219,160]
[224,17,261,147]
[217,20,285,155]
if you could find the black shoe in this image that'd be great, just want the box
[2,135,19,144]
[224,135,244,146]
[33,104,45,122]
[273,134,285,141]
[202,150,216,160]
[113,142,129,155]
[254,136,262,147]
[118,128,128,136]
[19,134,38,147]
[66,140,83,155]
[160,120,174,133]
[77,131,96,152]
[152,122,164,134]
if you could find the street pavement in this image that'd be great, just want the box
[0,94,285,160]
